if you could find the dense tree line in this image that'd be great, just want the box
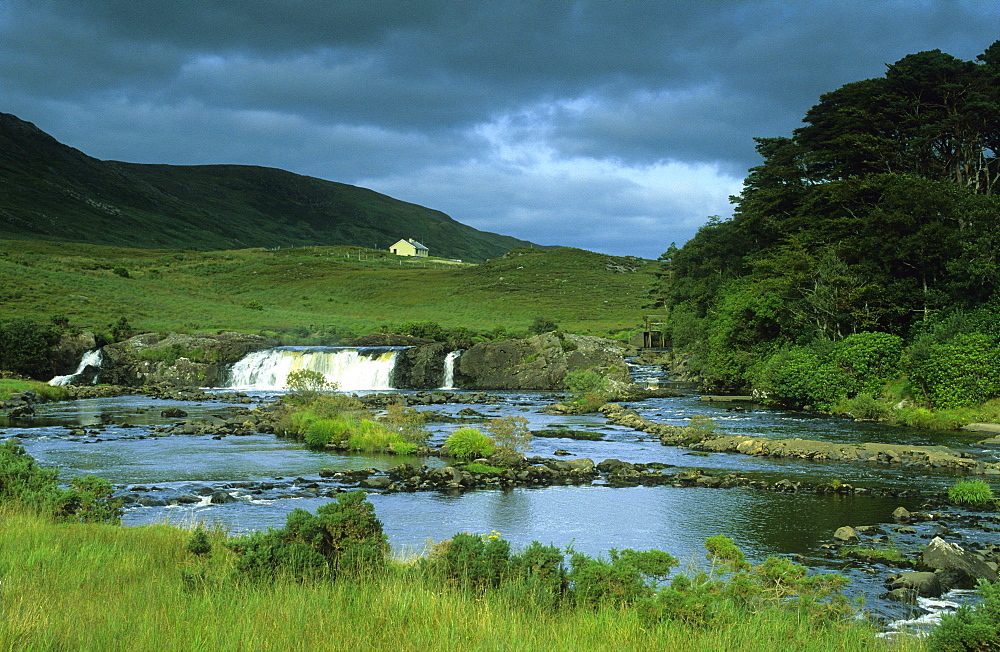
[652,42,1000,411]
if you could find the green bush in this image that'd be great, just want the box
[378,403,430,446]
[568,547,678,608]
[829,331,904,397]
[0,440,122,523]
[112,266,130,278]
[948,479,996,507]
[906,332,1000,409]
[227,491,388,580]
[186,527,212,556]
[243,299,264,311]
[432,531,513,591]
[0,318,62,379]
[484,416,532,453]
[929,579,1000,651]
[285,369,335,394]
[563,369,606,395]
[346,419,407,453]
[444,427,496,461]
[529,316,558,335]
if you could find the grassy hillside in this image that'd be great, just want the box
[0,112,542,262]
[0,240,654,338]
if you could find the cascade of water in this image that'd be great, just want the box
[439,350,462,389]
[225,347,402,391]
[49,349,103,386]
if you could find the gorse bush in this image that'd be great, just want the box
[0,440,122,523]
[929,579,1000,652]
[377,403,431,447]
[444,427,496,461]
[227,491,388,581]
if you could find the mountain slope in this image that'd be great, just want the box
[0,113,542,262]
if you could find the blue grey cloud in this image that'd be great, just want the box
[1,0,996,258]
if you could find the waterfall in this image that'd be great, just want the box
[225,347,403,391]
[440,350,462,389]
[49,349,103,386]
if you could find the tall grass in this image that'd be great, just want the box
[0,506,917,652]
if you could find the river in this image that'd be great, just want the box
[4,360,999,628]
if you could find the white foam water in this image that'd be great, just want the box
[49,349,103,386]
[225,346,402,391]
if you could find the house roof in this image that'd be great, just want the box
[408,239,429,251]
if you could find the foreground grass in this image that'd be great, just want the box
[0,507,921,652]
[0,240,654,338]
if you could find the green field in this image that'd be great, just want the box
[0,240,655,338]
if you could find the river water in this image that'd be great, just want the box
[4,364,1000,627]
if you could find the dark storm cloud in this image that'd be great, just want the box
[1,0,997,258]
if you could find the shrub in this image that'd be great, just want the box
[563,369,606,395]
[828,331,904,397]
[948,479,996,507]
[906,333,1000,409]
[484,416,532,453]
[378,403,431,446]
[227,491,388,580]
[243,299,265,311]
[929,579,1000,651]
[529,316,558,335]
[0,441,122,523]
[431,531,513,591]
[0,318,62,379]
[687,415,716,440]
[112,266,130,278]
[839,393,893,420]
[346,419,406,453]
[568,547,678,608]
[444,427,496,461]
[186,527,212,556]
[285,369,334,394]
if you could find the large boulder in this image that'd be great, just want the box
[885,571,942,598]
[454,332,632,390]
[98,331,277,387]
[920,536,998,589]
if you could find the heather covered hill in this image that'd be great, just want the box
[0,112,542,262]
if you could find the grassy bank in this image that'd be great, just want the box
[0,240,654,338]
[0,506,921,652]
[0,379,68,402]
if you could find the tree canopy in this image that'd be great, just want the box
[655,42,1000,395]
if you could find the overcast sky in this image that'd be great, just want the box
[1,1,997,259]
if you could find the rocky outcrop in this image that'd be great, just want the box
[392,343,451,388]
[98,331,277,387]
[455,332,633,390]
